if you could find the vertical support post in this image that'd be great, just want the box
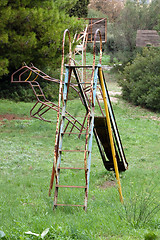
[86,66,98,188]
[98,66,123,203]
[53,66,71,208]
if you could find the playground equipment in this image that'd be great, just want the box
[11,27,128,211]
[11,64,87,134]
[48,29,128,210]
[72,18,107,82]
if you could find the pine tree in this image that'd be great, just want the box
[0,0,83,81]
[69,0,89,18]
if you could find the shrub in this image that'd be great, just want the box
[119,47,160,111]
[109,0,160,64]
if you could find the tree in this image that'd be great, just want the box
[111,0,160,63]
[89,0,123,22]
[0,0,83,80]
[0,0,86,100]
[119,47,160,111]
[69,0,89,18]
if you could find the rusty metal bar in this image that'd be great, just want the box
[55,185,87,188]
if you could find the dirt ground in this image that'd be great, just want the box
[0,114,30,121]
[100,180,116,189]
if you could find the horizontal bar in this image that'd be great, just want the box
[76,82,91,84]
[62,132,86,135]
[59,150,86,152]
[54,204,85,207]
[65,65,93,68]
[58,167,85,170]
[56,185,87,188]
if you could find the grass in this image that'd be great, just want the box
[74,52,111,66]
[1,77,160,239]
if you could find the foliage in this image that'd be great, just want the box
[118,183,160,228]
[0,0,82,76]
[109,0,160,63]
[87,8,107,19]
[89,0,123,22]
[0,0,84,100]
[69,0,89,18]
[144,232,159,240]
[155,13,160,32]
[119,47,160,111]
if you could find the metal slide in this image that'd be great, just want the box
[94,70,128,172]
[73,65,128,172]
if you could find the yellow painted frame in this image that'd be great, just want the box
[98,66,123,203]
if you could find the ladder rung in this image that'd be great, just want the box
[32,85,39,87]
[37,94,44,96]
[59,150,86,152]
[58,167,85,170]
[54,204,85,207]
[62,132,86,135]
[56,185,87,188]
[78,82,91,84]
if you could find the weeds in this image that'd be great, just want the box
[118,182,160,228]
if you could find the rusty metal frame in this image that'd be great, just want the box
[11,26,128,211]
[50,29,103,211]
[85,18,107,43]
[11,64,86,132]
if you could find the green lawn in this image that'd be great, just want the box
[0,85,160,239]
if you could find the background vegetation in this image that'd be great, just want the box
[0,0,88,100]
[88,0,160,112]
[1,0,160,111]
[119,47,160,111]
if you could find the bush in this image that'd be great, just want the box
[119,47,160,111]
[109,0,160,64]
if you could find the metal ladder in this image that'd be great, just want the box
[51,65,98,211]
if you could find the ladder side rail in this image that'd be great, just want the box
[20,65,57,82]
[86,66,99,188]
[29,65,53,79]
[11,65,29,82]
[53,67,71,207]
[19,68,32,82]
[55,66,71,182]
[71,66,95,211]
